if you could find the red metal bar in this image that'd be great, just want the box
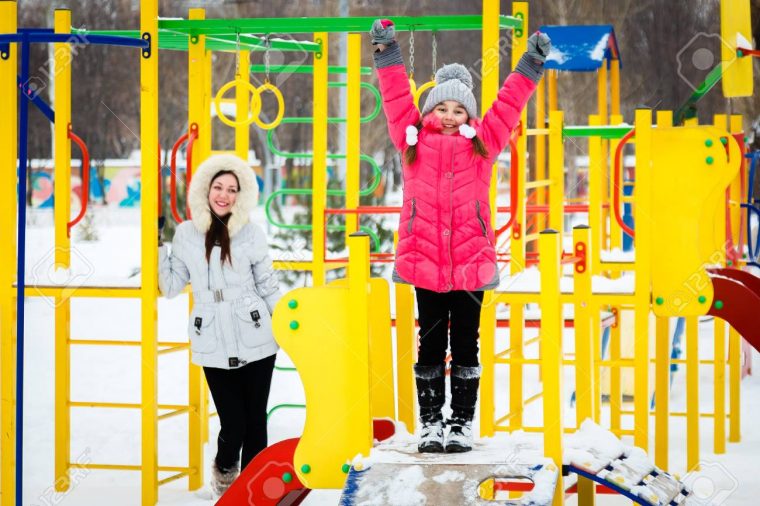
[613,128,636,238]
[169,132,190,223]
[324,206,402,215]
[497,203,609,214]
[186,123,199,220]
[496,123,522,238]
[737,47,760,57]
[67,129,90,238]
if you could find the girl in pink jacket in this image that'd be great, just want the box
[371,19,550,453]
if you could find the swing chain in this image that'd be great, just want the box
[408,27,415,78]
[431,31,437,80]
[235,30,242,77]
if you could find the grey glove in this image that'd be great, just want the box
[526,31,551,63]
[370,19,395,46]
[515,31,552,83]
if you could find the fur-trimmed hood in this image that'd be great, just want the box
[187,154,259,238]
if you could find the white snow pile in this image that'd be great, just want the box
[563,418,626,473]
[589,33,611,61]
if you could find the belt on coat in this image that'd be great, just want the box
[192,286,253,304]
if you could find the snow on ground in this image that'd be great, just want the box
[19,208,760,505]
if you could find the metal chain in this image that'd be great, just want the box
[408,27,415,77]
[264,35,271,83]
[431,31,437,80]
[235,31,241,76]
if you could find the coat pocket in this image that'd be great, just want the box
[475,201,488,237]
[233,299,274,349]
[188,308,217,354]
[407,197,417,233]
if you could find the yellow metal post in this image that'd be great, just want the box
[0,3,18,505]
[235,49,250,161]
[510,2,528,276]
[609,307,622,434]
[588,115,602,273]
[312,33,328,286]
[140,0,159,503]
[713,318,726,454]
[344,34,361,241]
[539,229,564,506]
[608,113,625,252]
[610,59,620,117]
[597,66,609,252]
[573,226,595,505]
[633,109,652,451]
[686,316,700,470]
[187,8,206,489]
[394,233,415,432]
[654,316,669,469]
[478,0,501,438]
[53,9,72,492]
[548,111,564,233]
[535,77,546,232]
[728,326,741,442]
[508,300,525,432]
[548,70,558,112]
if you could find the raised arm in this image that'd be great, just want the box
[371,20,420,151]
[158,221,191,299]
[480,32,551,159]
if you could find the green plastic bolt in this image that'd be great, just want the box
[714,300,724,310]
[727,260,733,266]
[705,139,713,147]
[698,295,707,304]
[706,156,714,165]
[288,299,298,309]
[721,137,729,145]
[301,464,311,474]
[341,463,351,474]
[655,297,664,306]
[289,320,300,330]
[738,49,745,57]
[282,472,292,483]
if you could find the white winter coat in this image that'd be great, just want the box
[158,154,281,369]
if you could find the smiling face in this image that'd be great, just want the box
[433,100,469,134]
[208,172,239,217]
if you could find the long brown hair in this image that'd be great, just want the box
[403,121,489,165]
[204,171,239,265]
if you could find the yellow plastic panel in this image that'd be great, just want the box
[329,277,395,420]
[651,127,740,316]
[720,0,753,97]
[273,287,371,488]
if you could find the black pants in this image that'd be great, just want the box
[203,353,276,471]
[415,287,484,367]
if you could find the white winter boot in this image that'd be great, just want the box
[414,364,446,453]
[211,459,240,497]
[445,364,480,453]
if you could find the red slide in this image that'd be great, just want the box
[707,268,760,352]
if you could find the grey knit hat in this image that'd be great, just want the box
[421,63,477,119]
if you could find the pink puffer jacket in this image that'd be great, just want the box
[378,63,536,293]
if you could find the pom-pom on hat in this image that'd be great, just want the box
[421,63,478,119]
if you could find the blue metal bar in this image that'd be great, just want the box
[0,32,149,48]
[17,76,55,123]
[16,33,29,506]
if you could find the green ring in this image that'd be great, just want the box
[289,320,300,330]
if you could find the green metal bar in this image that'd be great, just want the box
[563,125,634,139]
[158,15,522,35]
[673,64,724,126]
[251,64,372,75]
[274,365,298,372]
[267,403,306,422]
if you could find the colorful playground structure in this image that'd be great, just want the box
[2,0,760,505]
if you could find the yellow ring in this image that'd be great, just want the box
[413,80,436,109]
[251,81,285,130]
[213,78,263,128]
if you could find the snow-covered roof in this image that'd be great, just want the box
[538,25,621,72]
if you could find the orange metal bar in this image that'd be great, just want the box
[66,130,90,237]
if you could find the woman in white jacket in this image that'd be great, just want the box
[158,154,281,496]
